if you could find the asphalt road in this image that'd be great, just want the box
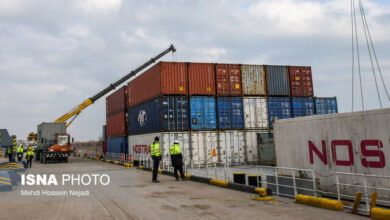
[0,157,367,220]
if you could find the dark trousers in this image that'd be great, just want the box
[17,153,23,161]
[8,154,12,162]
[152,157,160,181]
[173,165,185,180]
[27,159,32,168]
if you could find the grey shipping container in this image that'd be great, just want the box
[0,129,14,147]
[37,122,66,151]
[266,65,290,96]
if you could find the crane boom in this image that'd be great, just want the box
[54,44,176,127]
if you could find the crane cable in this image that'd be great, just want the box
[351,0,390,111]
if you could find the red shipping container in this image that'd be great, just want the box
[106,86,128,116]
[128,62,188,107]
[216,64,241,96]
[106,111,127,137]
[289,66,313,97]
[188,63,216,96]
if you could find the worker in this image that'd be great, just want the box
[17,144,24,161]
[151,136,161,183]
[170,140,185,181]
[26,146,35,168]
[12,146,17,162]
[7,146,12,162]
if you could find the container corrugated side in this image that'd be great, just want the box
[266,65,290,96]
[190,96,216,130]
[292,97,315,117]
[274,108,390,200]
[241,65,266,95]
[37,122,66,150]
[218,130,245,164]
[106,85,128,116]
[191,131,218,165]
[107,136,128,154]
[243,97,268,129]
[188,63,216,95]
[128,96,189,134]
[268,97,292,128]
[314,97,338,115]
[128,132,190,162]
[217,97,244,129]
[216,64,242,96]
[289,66,313,97]
[106,111,127,137]
[128,62,188,108]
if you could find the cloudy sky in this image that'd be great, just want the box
[1,0,390,141]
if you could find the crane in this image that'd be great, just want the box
[32,45,176,163]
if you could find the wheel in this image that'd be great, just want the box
[42,154,47,164]
[64,157,68,163]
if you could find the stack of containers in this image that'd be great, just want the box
[106,86,129,154]
[241,65,268,164]
[188,63,217,165]
[127,62,190,163]
[289,66,315,118]
[216,64,245,164]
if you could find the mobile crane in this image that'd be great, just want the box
[33,45,176,163]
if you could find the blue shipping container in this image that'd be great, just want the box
[190,96,217,130]
[217,97,244,129]
[107,136,128,154]
[128,96,188,134]
[268,97,292,128]
[292,97,315,117]
[266,65,290,96]
[315,97,338,115]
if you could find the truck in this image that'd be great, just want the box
[31,44,176,163]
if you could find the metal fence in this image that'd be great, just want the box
[76,150,390,214]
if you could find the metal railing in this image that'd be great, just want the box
[75,151,390,214]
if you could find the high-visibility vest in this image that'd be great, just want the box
[170,144,181,155]
[151,141,161,157]
[7,147,11,154]
[17,145,24,153]
[27,150,35,160]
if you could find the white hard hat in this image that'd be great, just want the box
[174,140,179,144]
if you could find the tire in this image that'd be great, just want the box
[42,154,47,164]
[40,155,43,163]
[64,157,68,163]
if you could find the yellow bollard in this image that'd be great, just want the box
[352,192,362,214]
[371,207,390,220]
[370,192,377,214]
[295,194,343,211]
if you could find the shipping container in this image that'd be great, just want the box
[292,97,315,117]
[216,64,241,96]
[218,131,245,164]
[243,97,268,129]
[128,132,190,162]
[191,131,218,165]
[314,97,338,115]
[106,111,127,137]
[188,63,216,95]
[289,66,313,97]
[241,65,266,96]
[217,97,244,129]
[107,136,128,154]
[244,131,275,165]
[106,85,128,116]
[274,108,390,200]
[268,97,292,128]
[266,65,290,96]
[37,122,66,151]
[128,96,189,134]
[127,62,188,107]
[190,96,217,130]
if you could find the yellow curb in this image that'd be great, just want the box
[253,196,275,201]
[210,179,228,187]
[295,194,343,211]
[371,207,390,220]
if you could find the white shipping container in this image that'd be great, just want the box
[218,131,245,164]
[128,132,190,163]
[243,97,268,129]
[274,108,390,200]
[191,131,218,165]
[245,131,260,163]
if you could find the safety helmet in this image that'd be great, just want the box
[13,146,16,149]
[29,146,33,150]
[174,140,179,144]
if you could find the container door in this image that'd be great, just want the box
[258,133,275,166]
[245,132,259,163]
[217,132,228,163]
[205,132,218,164]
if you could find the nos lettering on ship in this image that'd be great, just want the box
[133,145,151,154]
[308,139,386,168]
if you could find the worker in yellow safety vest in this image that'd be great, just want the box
[26,146,35,168]
[151,136,161,183]
[17,144,24,161]
[7,146,12,162]
[170,140,185,181]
